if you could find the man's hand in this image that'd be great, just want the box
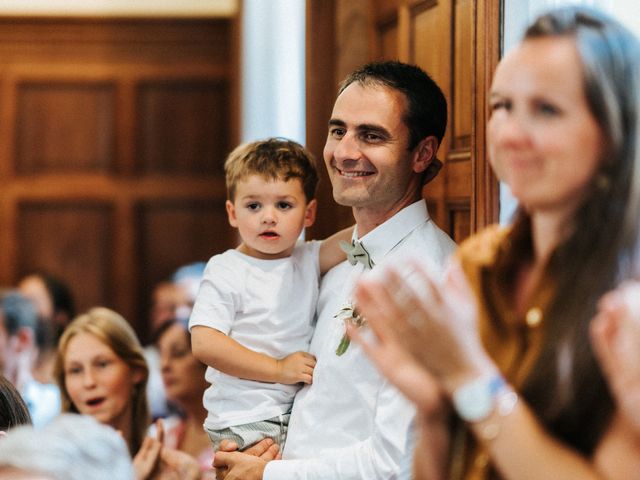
[214,438,280,480]
[214,452,268,480]
[276,351,316,384]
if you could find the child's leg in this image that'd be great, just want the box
[205,413,290,452]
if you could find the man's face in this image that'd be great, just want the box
[323,83,421,218]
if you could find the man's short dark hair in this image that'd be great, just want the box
[339,60,448,151]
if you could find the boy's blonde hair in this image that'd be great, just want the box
[224,138,319,202]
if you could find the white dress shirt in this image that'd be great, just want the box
[264,200,456,480]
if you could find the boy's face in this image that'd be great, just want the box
[226,175,317,260]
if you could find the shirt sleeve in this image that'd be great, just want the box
[188,255,240,334]
[263,380,415,480]
[293,239,322,281]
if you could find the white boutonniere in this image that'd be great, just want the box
[334,303,366,356]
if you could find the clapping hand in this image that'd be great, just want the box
[351,258,495,405]
[591,281,640,436]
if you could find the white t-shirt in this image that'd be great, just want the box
[189,240,321,430]
[264,200,457,480]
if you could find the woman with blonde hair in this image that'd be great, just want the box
[55,307,199,480]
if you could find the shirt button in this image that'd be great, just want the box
[525,307,542,328]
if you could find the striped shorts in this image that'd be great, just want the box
[206,413,290,452]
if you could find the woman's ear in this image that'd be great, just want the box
[304,199,317,228]
[225,200,238,228]
[131,367,146,386]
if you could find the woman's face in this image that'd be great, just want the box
[158,323,206,404]
[488,37,605,217]
[63,332,141,432]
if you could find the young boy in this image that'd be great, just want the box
[189,138,351,452]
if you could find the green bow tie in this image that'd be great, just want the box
[339,240,374,269]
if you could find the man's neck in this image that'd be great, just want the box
[353,197,420,237]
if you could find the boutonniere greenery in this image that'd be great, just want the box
[334,303,366,356]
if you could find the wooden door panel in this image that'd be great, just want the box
[137,80,230,175]
[453,0,473,149]
[0,17,239,339]
[17,81,116,174]
[18,202,113,312]
[135,199,234,339]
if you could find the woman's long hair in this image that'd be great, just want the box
[0,374,32,431]
[505,6,640,455]
[54,307,149,456]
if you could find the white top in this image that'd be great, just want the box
[264,200,456,480]
[189,240,321,430]
[21,379,61,429]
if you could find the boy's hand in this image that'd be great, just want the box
[276,351,316,384]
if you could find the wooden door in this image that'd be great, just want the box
[306,0,501,243]
[0,16,239,341]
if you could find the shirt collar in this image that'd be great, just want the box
[353,199,430,266]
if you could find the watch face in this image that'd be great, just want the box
[453,376,504,422]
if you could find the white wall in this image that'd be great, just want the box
[241,0,306,144]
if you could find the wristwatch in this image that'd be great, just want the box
[452,374,507,423]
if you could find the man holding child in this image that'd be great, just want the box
[213,60,456,479]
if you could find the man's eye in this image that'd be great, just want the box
[363,133,382,142]
[329,127,345,138]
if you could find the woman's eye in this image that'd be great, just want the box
[538,102,560,116]
[490,100,509,112]
[96,360,111,369]
[66,366,82,375]
[171,347,188,358]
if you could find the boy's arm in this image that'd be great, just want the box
[319,225,355,274]
[191,325,316,384]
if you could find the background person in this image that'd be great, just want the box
[0,289,60,428]
[0,414,135,480]
[154,317,215,477]
[17,270,75,385]
[0,374,32,434]
[353,6,640,479]
[54,307,200,480]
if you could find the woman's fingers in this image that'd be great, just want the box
[155,418,165,444]
[354,273,400,343]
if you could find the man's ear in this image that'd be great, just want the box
[411,136,439,174]
[225,200,238,228]
[11,327,34,354]
[304,199,317,228]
